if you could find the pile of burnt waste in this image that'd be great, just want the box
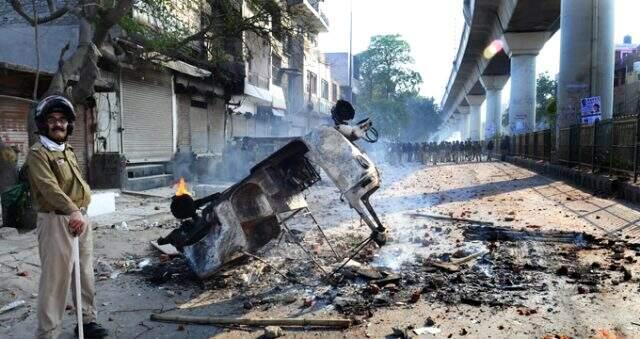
[132,223,639,319]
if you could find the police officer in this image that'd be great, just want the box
[26,95,108,338]
[487,139,495,161]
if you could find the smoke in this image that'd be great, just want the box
[365,164,488,271]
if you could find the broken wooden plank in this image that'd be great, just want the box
[333,259,384,279]
[371,274,401,286]
[150,314,352,328]
[425,251,488,272]
[464,225,597,244]
[407,213,494,226]
[428,261,463,272]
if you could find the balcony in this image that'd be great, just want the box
[287,0,329,33]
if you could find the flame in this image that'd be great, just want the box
[175,177,191,196]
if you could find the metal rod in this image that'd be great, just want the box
[634,113,639,183]
[592,119,597,173]
[280,221,328,274]
[327,236,373,278]
[240,251,298,283]
[306,209,341,260]
[279,208,305,225]
[73,237,84,339]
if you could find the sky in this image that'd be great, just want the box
[319,0,640,104]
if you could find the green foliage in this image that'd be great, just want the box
[536,72,557,125]
[356,34,439,141]
[119,0,295,64]
[358,34,422,101]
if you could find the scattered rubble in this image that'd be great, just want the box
[264,326,284,338]
[128,207,640,324]
[414,326,441,335]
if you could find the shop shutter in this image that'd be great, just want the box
[121,70,174,162]
[190,105,208,154]
[0,98,29,166]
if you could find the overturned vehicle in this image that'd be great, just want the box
[159,102,386,279]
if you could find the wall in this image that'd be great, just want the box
[94,92,120,153]
[304,52,334,115]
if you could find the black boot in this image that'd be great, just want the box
[75,322,108,338]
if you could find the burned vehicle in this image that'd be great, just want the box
[159,113,386,278]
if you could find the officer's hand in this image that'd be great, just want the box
[69,211,86,236]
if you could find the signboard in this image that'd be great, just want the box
[580,96,601,125]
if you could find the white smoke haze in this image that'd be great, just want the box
[367,165,488,271]
[177,117,495,274]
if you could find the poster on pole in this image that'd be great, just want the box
[580,96,602,125]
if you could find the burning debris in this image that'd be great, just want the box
[158,121,386,279]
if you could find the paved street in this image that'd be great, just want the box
[2,160,640,338]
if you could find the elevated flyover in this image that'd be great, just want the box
[439,0,560,140]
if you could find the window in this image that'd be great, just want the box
[272,54,282,86]
[321,79,329,99]
[331,83,339,101]
[307,71,318,95]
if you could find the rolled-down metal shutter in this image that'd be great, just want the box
[190,105,208,154]
[0,98,29,166]
[121,70,173,162]
[209,99,225,153]
[232,114,247,137]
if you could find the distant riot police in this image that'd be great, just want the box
[384,139,496,166]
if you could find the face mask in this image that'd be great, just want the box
[39,135,66,151]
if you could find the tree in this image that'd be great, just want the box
[536,72,557,127]
[358,34,422,101]
[6,0,305,142]
[355,34,435,140]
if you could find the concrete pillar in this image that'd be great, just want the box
[466,95,486,141]
[456,118,463,140]
[458,106,470,140]
[503,32,549,134]
[557,0,615,130]
[480,75,509,138]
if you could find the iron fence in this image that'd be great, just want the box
[506,114,640,181]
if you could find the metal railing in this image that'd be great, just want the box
[495,129,553,162]
[504,114,640,182]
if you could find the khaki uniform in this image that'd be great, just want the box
[26,141,95,339]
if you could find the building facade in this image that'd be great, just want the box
[614,36,640,116]
[0,0,341,190]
